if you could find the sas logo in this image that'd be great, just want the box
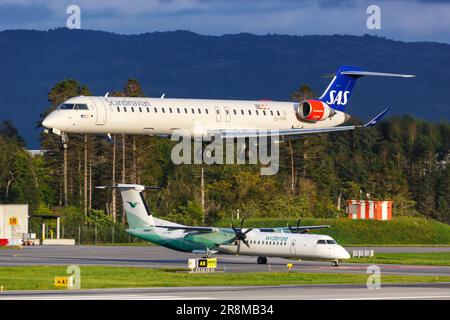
[326,90,350,106]
[127,201,138,208]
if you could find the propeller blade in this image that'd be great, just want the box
[243,239,250,248]
[236,240,241,255]
[240,217,245,229]
[244,228,253,234]
[297,217,302,229]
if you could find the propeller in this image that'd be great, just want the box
[288,217,304,233]
[231,218,253,255]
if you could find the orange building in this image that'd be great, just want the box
[346,200,393,221]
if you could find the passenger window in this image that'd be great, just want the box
[198,108,201,114]
[263,111,266,116]
[256,110,259,115]
[117,107,120,112]
[233,109,237,115]
[277,111,280,116]
[131,107,134,112]
[191,108,195,114]
[270,111,274,116]
[154,107,157,113]
[124,107,127,112]
[162,108,165,113]
[147,107,150,113]
[139,107,142,113]
[169,108,173,113]
[248,110,252,115]
[241,110,244,115]
[206,109,209,114]
[184,108,188,113]
[216,109,220,115]
[177,108,180,113]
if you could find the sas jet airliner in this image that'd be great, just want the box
[97,184,351,266]
[42,66,414,146]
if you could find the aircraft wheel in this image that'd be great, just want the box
[332,260,339,267]
[257,256,267,265]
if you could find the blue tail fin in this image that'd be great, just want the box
[318,66,362,112]
[319,66,415,112]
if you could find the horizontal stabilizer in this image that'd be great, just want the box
[340,71,415,78]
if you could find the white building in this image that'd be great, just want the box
[0,204,28,241]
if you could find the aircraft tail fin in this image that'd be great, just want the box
[319,66,415,111]
[96,184,159,228]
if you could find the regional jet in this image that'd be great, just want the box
[96,184,351,266]
[42,66,414,148]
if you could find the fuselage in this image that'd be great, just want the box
[128,226,350,261]
[42,96,349,138]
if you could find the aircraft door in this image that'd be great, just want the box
[224,107,231,122]
[94,98,107,125]
[290,239,296,255]
[215,106,221,122]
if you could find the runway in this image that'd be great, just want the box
[1,245,450,277]
[1,283,450,300]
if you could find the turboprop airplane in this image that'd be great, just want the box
[42,66,414,147]
[96,184,351,266]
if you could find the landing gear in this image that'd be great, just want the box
[257,256,267,265]
[332,260,339,267]
[60,132,69,149]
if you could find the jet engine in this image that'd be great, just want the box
[297,100,335,122]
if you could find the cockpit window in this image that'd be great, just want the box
[74,104,88,110]
[317,240,327,244]
[58,104,74,110]
[326,240,336,244]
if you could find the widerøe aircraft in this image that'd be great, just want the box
[42,66,414,147]
[96,184,351,266]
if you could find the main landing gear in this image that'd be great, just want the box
[257,256,267,265]
[332,260,339,267]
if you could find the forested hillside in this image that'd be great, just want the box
[0,79,449,228]
[1,29,450,148]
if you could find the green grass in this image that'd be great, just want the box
[348,252,450,266]
[217,217,450,245]
[0,266,449,291]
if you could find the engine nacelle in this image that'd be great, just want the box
[297,100,334,122]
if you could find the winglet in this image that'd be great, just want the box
[364,107,390,127]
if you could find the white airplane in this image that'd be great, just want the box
[96,184,351,266]
[42,66,414,147]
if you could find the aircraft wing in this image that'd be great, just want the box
[283,225,330,232]
[154,225,221,233]
[211,108,390,139]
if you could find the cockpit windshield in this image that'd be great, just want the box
[58,103,88,110]
[58,103,74,110]
[317,239,337,244]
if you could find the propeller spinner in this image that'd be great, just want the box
[231,218,253,255]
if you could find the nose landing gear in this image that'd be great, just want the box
[60,132,69,149]
[332,260,339,267]
[257,256,267,265]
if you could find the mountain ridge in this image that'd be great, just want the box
[0,28,449,148]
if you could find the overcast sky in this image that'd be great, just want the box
[0,0,449,43]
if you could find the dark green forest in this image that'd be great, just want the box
[1,78,449,232]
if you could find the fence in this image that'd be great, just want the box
[30,221,145,245]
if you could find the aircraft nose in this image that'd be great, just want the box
[339,246,351,259]
[42,112,56,129]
